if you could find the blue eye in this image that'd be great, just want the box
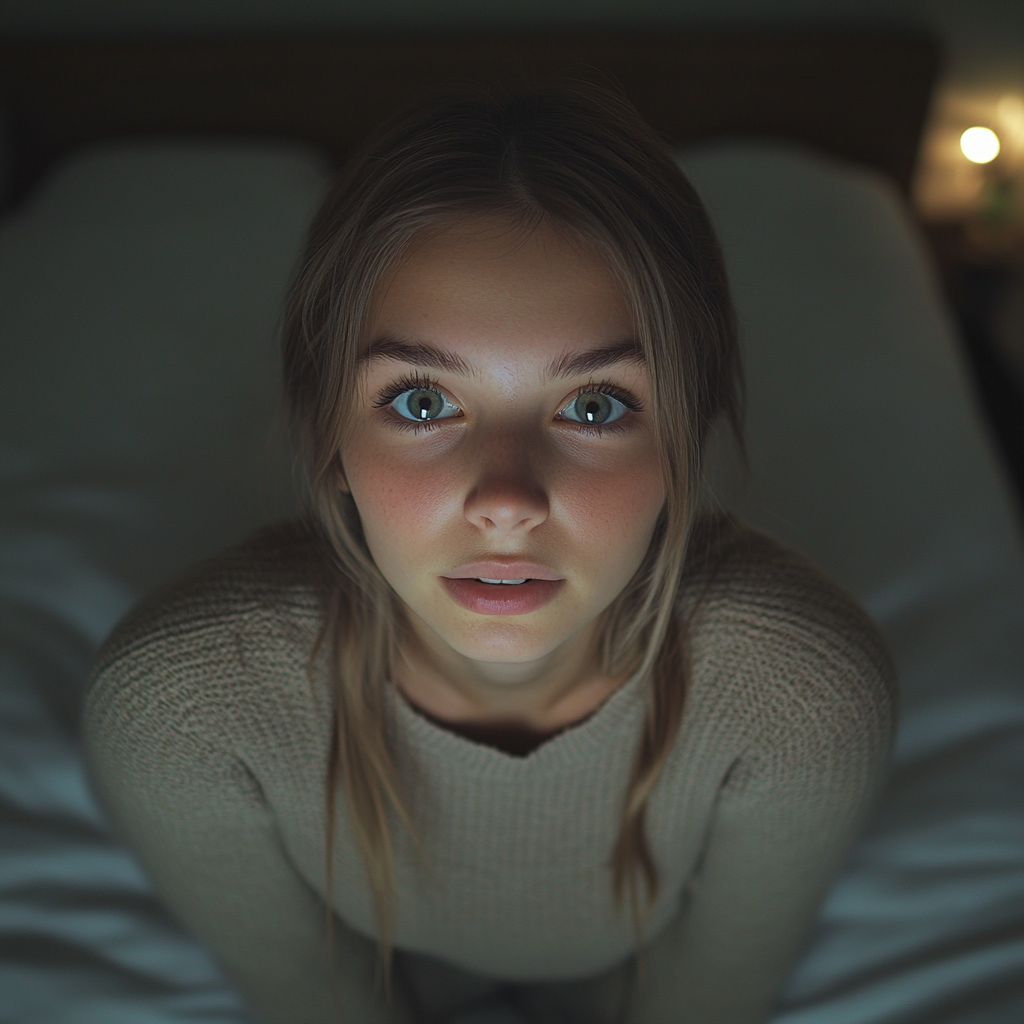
[389,387,461,422]
[560,391,628,426]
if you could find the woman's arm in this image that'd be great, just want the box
[629,579,897,1023]
[83,631,414,1024]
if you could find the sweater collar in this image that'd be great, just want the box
[386,667,648,780]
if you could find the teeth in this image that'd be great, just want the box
[476,578,529,585]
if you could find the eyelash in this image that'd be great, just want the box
[371,373,644,435]
[372,374,442,409]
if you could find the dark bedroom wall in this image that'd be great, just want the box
[0,0,1021,97]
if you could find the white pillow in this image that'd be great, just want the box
[0,141,328,593]
[680,141,1024,714]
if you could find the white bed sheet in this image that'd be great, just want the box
[1,139,1022,1024]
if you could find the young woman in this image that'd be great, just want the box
[84,84,896,1024]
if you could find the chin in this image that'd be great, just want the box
[441,620,570,666]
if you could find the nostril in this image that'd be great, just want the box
[464,486,549,533]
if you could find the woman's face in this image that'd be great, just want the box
[340,215,666,672]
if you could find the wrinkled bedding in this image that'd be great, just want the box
[1,140,1022,1023]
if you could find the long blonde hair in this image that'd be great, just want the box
[281,81,742,968]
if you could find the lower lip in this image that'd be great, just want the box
[440,577,564,615]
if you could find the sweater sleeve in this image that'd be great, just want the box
[628,554,897,1024]
[82,598,415,1024]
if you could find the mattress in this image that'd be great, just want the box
[1,138,1022,1023]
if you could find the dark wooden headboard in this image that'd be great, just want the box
[0,31,939,209]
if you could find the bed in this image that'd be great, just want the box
[1,30,1022,1024]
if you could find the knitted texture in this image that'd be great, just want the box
[83,518,896,1024]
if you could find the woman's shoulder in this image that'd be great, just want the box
[683,513,887,655]
[85,519,330,731]
[681,513,897,745]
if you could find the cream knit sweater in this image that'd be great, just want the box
[83,518,896,1024]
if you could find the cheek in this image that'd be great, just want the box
[557,450,665,563]
[343,441,459,559]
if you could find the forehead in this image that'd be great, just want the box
[365,215,634,374]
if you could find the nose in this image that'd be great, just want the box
[463,446,549,535]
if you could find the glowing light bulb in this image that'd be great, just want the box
[960,126,1001,164]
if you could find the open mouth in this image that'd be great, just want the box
[475,578,528,585]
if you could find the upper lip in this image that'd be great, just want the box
[444,561,563,581]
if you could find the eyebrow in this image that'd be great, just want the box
[359,335,645,379]
[548,340,645,378]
